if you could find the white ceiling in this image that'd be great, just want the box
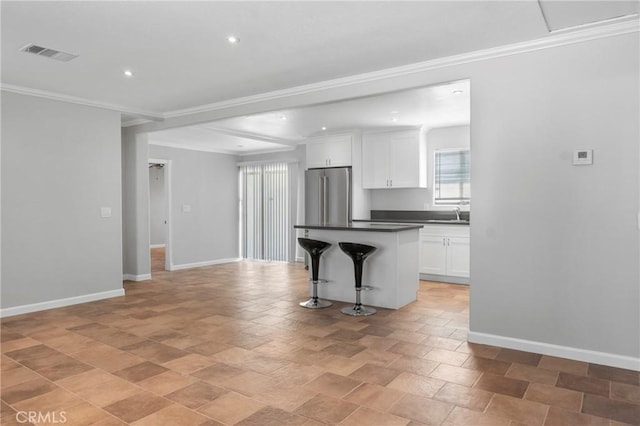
[148,79,471,154]
[1,1,547,115]
[2,1,637,154]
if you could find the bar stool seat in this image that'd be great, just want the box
[298,238,332,309]
[338,242,377,316]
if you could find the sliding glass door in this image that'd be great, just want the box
[239,162,290,261]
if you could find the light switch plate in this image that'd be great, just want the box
[101,207,112,218]
[573,149,593,165]
[182,204,191,213]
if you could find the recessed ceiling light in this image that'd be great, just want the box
[321,126,327,131]
[390,110,399,114]
[280,115,287,121]
[391,117,398,123]
[453,90,463,95]
[123,70,134,77]
[227,35,240,44]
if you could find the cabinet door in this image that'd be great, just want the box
[388,130,428,188]
[306,142,328,168]
[362,134,389,188]
[446,237,470,278]
[388,132,420,188]
[419,235,447,275]
[325,135,352,167]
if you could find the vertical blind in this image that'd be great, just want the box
[434,149,470,205]
[240,162,289,261]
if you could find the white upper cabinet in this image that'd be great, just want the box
[362,128,427,189]
[306,134,352,168]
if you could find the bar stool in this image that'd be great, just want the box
[338,242,377,316]
[297,238,333,309]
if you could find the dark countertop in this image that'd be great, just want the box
[364,209,470,226]
[353,219,469,226]
[294,223,423,232]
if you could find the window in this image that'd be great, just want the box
[434,149,470,205]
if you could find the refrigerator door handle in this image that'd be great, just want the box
[346,180,351,223]
[318,177,324,224]
[322,176,328,224]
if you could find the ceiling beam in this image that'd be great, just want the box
[201,125,300,146]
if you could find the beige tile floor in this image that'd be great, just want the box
[1,255,639,425]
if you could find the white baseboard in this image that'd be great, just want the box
[420,273,469,285]
[169,257,241,271]
[468,331,640,372]
[0,289,125,318]
[150,244,165,249]
[295,256,305,263]
[123,274,152,281]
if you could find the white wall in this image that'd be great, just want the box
[148,145,239,268]
[1,92,123,312]
[369,125,470,212]
[122,129,150,279]
[149,166,166,246]
[468,34,639,367]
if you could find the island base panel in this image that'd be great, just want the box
[304,229,419,309]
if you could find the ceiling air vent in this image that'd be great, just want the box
[19,43,78,62]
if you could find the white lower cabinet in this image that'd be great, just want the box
[445,236,470,277]
[419,235,448,275]
[419,226,470,279]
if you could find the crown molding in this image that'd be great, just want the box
[149,139,296,156]
[163,18,639,120]
[548,12,638,35]
[236,146,297,157]
[122,118,153,127]
[0,84,164,121]
[148,140,239,155]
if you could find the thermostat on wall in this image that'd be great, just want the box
[573,149,593,165]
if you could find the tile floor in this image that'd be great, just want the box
[1,256,639,425]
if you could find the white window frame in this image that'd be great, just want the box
[433,148,470,206]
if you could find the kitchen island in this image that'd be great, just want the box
[294,223,422,309]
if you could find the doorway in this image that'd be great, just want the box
[239,162,290,261]
[149,159,170,272]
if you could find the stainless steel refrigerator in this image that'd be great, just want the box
[305,167,352,225]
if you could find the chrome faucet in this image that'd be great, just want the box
[453,206,461,221]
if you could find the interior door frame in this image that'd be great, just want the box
[148,158,172,272]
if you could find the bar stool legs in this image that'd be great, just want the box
[338,242,377,316]
[297,238,332,309]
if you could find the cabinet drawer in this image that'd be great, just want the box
[420,225,469,238]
